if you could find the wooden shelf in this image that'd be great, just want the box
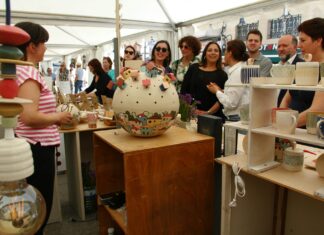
[216,154,324,202]
[224,121,249,131]
[252,83,324,91]
[251,126,324,147]
[104,205,128,234]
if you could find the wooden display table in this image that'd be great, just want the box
[216,155,324,235]
[93,126,215,235]
[57,121,115,220]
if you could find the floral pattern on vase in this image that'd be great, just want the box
[112,71,179,137]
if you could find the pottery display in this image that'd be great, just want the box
[282,143,304,171]
[316,153,324,177]
[56,103,80,129]
[112,70,179,137]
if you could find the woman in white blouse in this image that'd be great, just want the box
[207,39,249,121]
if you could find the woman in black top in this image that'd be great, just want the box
[83,58,115,104]
[181,41,228,121]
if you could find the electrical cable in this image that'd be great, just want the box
[229,161,246,207]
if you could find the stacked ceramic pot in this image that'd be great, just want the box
[0,25,47,234]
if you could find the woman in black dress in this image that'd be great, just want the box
[82,58,115,104]
[181,41,228,122]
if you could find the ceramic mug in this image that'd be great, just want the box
[295,62,319,86]
[316,153,324,177]
[271,107,290,128]
[270,64,295,85]
[306,112,324,135]
[316,116,324,139]
[240,65,260,84]
[320,63,324,86]
[239,104,250,125]
[283,146,304,171]
[276,110,298,134]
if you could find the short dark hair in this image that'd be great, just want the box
[226,39,249,62]
[298,17,324,49]
[247,29,263,41]
[200,41,223,71]
[15,21,49,60]
[178,35,202,56]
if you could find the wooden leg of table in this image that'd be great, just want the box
[221,164,232,235]
[64,132,85,220]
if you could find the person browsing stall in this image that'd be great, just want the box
[102,56,115,83]
[15,22,72,235]
[181,41,228,122]
[280,17,324,127]
[207,39,249,121]
[143,40,172,75]
[79,58,114,104]
[246,29,272,77]
[171,35,201,93]
[276,34,304,106]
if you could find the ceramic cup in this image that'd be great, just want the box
[271,107,290,128]
[283,146,304,171]
[276,110,298,134]
[320,63,324,86]
[270,64,295,85]
[239,104,250,125]
[316,116,324,139]
[240,65,260,84]
[306,112,324,135]
[87,112,98,128]
[316,153,324,177]
[295,62,319,86]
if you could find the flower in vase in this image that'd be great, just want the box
[179,93,200,122]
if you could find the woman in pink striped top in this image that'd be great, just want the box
[15,22,72,235]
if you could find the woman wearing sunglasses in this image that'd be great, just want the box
[172,36,201,93]
[181,41,228,122]
[122,45,138,67]
[144,40,172,75]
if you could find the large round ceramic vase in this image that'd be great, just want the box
[112,70,179,137]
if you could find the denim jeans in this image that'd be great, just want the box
[74,80,83,94]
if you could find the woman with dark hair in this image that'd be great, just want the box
[143,40,172,74]
[181,41,228,121]
[15,21,72,235]
[102,56,115,84]
[81,58,115,104]
[207,39,249,120]
[122,45,138,67]
[172,35,201,92]
[280,17,324,127]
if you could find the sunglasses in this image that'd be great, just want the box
[155,47,168,53]
[180,45,189,49]
[124,50,134,55]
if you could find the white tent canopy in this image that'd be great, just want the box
[1,0,269,59]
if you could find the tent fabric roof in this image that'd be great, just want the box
[0,0,267,58]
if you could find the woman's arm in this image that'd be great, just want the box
[297,91,324,127]
[18,79,72,128]
[279,90,291,108]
